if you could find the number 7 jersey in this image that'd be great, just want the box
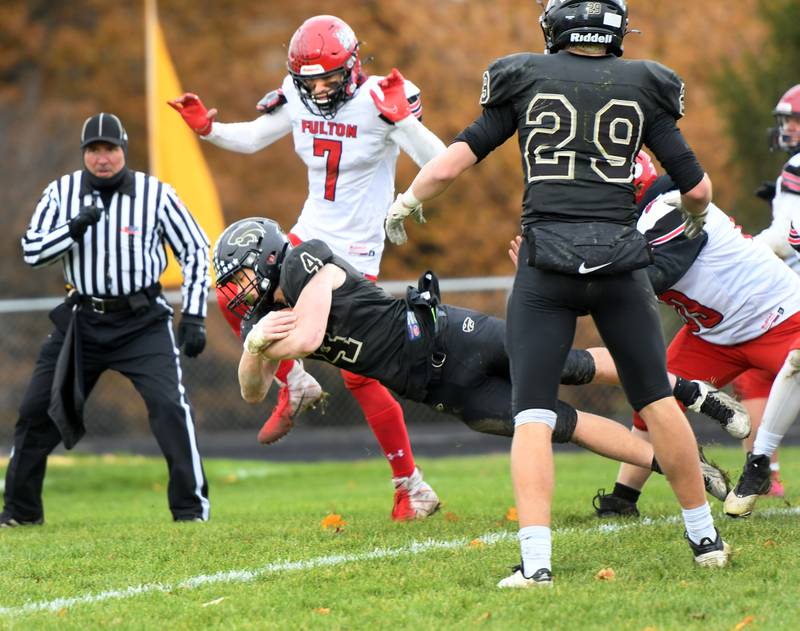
[282,74,418,276]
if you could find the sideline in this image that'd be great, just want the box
[2,506,798,617]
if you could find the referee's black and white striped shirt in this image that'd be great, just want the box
[22,169,210,317]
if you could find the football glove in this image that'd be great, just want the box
[167,93,217,136]
[754,180,777,204]
[662,191,708,240]
[385,191,425,246]
[370,68,412,123]
[68,198,104,239]
[177,314,207,358]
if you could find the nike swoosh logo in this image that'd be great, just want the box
[578,261,613,274]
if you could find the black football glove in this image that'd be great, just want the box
[68,200,104,239]
[177,314,206,358]
[754,181,777,204]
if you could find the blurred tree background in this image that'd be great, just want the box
[1,0,797,297]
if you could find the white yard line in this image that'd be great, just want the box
[2,506,798,617]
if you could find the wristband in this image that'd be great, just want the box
[401,189,421,208]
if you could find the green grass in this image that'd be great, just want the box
[1,447,799,630]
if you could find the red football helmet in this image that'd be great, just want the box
[287,15,362,119]
[771,84,800,154]
[633,150,658,204]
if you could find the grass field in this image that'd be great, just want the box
[1,446,799,630]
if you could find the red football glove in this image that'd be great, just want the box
[167,93,217,136]
[370,68,412,123]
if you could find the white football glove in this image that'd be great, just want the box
[243,322,271,356]
[661,190,708,240]
[385,190,425,245]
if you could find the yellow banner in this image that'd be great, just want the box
[145,0,224,288]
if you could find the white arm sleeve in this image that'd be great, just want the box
[387,115,446,167]
[754,189,796,258]
[202,107,292,154]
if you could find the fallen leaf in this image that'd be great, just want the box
[152,482,164,492]
[224,473,238,483]
[315,607,331,615]
[594,567,616,581]
[57,608,67,617]
[444,511,459,522]
[679,580,689,588]
[476,612,491,622]
[505,507,518,522]
[733,615,755,631]
[321,514,346,531]
[689,612,706,620]
[469,539,484,548]
[763,539,776,547]
[642,627,658,631]
[201,597,225,607]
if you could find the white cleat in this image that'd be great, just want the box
[698,446,731,502]
[688,381,751,439]
[497,566,553,588]
[391,467,441,521]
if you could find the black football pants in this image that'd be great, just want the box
[3,300,209,522]
[507,238,672,417]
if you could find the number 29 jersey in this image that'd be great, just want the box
[463,50,688,226]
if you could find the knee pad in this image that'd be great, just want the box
[341,369,377,391]
[561,349,596,386]
[462,416,514,437]
[552,401,578,444]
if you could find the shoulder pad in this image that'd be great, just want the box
[280,240,336,304]
[256,88,287,114]
[642,60,685,119]
[480,53,537,108]
[781,154,800,194]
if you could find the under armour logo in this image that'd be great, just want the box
[462,317,475,333]
[386,449,405,461]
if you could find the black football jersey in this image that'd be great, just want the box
[279,240,413,394]
[462,50,688,226]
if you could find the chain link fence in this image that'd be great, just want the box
[0,277,687,451]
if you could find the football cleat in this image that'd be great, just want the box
[724,452,772,517]
[0,511,44,528]
[257,372,327,445]
[497,565,553,588]
[688,381,751,439]
[592,488,640,518]
[391,467,441,521]
[698,446,732,502]
[686,528,731,567]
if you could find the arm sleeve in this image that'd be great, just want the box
[642,206,707,294]
[203,107,293,154]
[158,184,211,317]
[21,180,76,268]
[453,104,517,163]
[387,115,447,167]
[644,110,704,194]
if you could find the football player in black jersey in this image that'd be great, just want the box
[212,217,732,529]
[384,0,728,584]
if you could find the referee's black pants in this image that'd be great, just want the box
[3,299,209,522]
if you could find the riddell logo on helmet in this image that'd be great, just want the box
[570,32,613,44]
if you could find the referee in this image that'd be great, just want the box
[1,113,211,526]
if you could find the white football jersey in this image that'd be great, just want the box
[638,196,800,344]
[282,74,420,276]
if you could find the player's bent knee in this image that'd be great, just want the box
[552,401,578,444]
[463,416,513,437]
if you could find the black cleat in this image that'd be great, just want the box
[592,488,640,518]
[724,452,772,517]
[0,511,44,528]
[686,528,731,567]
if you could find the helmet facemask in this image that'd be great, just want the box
[291,62,355,119]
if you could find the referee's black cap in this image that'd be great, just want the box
[80,113,128,149]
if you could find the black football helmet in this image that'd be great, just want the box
[539,0,628,57]
[213,218,290,320]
